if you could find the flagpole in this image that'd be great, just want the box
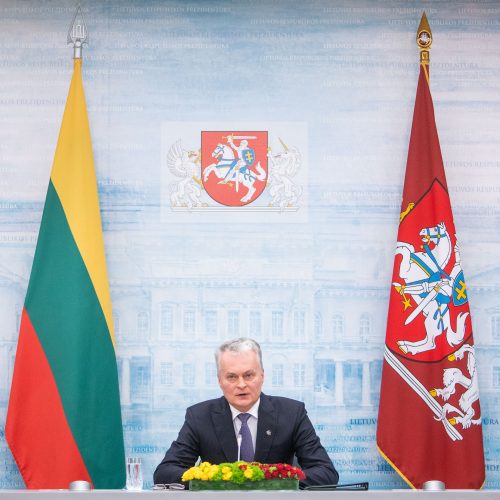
[67,5,88,60]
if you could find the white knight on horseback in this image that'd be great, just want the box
[393,222,469,355]
[203,136,267,203]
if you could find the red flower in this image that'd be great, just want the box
[255,463,306,481]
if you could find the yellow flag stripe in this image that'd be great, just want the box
[49,59,115,346]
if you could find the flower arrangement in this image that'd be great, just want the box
[182,461,305,490]
[259,463,306,481]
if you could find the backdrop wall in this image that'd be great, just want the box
[0,0,499,490]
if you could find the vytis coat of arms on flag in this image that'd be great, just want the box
[386,185,480,440]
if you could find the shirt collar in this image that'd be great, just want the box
[229,398,260,421]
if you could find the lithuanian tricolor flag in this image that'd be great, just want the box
[5,59,125,489]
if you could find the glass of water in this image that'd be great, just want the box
[126,457,143,491]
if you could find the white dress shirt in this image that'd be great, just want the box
[229,399,260,456]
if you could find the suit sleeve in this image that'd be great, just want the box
[292,403,339,487]
[153,408,200,486]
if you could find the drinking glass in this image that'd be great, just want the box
[126,457,143,491]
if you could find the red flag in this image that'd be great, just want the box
[376,63,485,489]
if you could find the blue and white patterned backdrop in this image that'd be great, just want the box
[0,0,499,490]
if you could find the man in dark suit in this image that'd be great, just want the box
[154,338,339,488]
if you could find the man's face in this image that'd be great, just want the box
[218,350,264,412]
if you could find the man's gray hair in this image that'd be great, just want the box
[215,337,263,372]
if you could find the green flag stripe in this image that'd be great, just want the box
[25,180,124,488]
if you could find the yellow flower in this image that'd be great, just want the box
[221,466,231,474]
[193,469,202,479]
[244,468,253,479]
[222,472,233,481]
[200,473,209,481]
[181,470,194,481]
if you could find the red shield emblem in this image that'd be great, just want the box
[386,182,471,363]
[201,131,268,206]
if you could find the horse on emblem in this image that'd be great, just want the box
[203,143,267,203]
[393,222,469,355]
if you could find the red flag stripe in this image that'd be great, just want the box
[6,309,91,489]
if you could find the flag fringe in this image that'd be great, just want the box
[376,444,416,490]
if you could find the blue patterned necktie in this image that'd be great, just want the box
[237,413,254,462]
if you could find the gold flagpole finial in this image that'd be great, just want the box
[416,12,432,65]
[67,5,88,60]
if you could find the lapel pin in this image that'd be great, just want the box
[266,430,272,436]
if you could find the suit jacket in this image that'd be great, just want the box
[153,394,339,488]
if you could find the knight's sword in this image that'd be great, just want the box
[384,347,463,441]
[223,135,257,140]
[404,283,441,325]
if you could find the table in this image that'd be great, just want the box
[0,491,498,500]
